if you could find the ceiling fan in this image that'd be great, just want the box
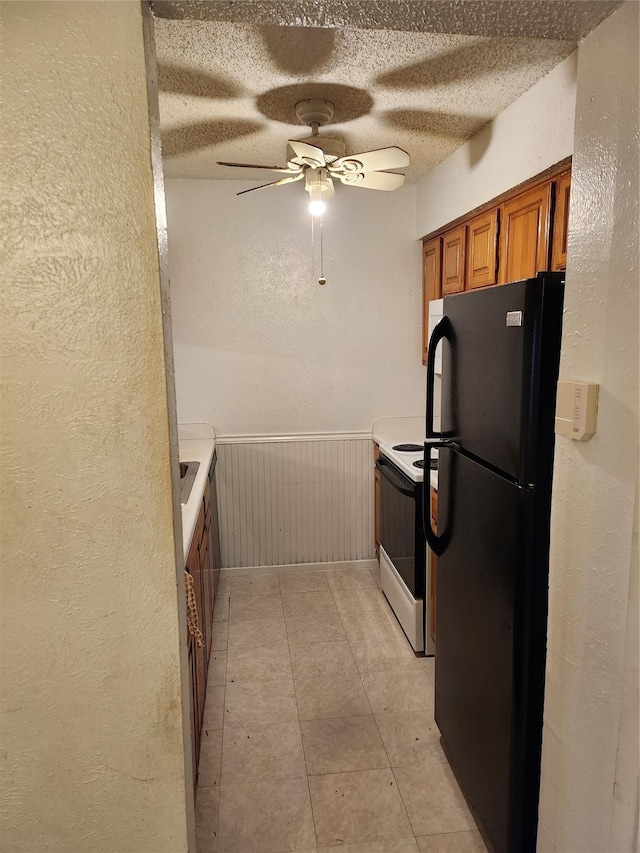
[218,99,410,215]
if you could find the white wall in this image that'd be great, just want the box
[416,52,577,237]
[1,4,191,851]
[539,5,639,851]
[167,179,423,435]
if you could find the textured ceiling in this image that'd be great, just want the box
[153,2,619,183]
[153,1,622,40]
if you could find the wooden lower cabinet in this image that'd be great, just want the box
[466,208,499,289]
[185,486,218,785]
[188,640,198,785]
[499,182,552,284]
[428,487,438,645]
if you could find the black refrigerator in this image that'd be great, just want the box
[423,272,565,853]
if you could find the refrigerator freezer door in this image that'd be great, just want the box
[441,273,563,485]
[434,447,550,853]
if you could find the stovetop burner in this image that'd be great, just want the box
[413,458,439,470]
[392,443,423,452]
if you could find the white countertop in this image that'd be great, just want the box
[372,416,424,446]
[179,435,215,562]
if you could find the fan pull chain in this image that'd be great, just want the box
[319,216,326,285]
[311,214,327,285]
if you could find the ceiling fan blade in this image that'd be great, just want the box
[329,146,410,175]
[218,161,301,175]
[237,173,304,196]
[339,171,406,191]
[287,140,326,168]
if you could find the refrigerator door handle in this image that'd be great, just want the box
[422,440,451,557]
[426,316,450,439]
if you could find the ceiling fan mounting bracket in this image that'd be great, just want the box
[295,99,335,130]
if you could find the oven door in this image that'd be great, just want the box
[376,455,425,599]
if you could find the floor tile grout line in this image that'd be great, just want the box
[331,563,424,842]
[217,594,230,793]
[326,575,380,725]
[286,595,321,853]
[388,763,420,843]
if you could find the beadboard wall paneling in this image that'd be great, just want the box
[216,435,374,569]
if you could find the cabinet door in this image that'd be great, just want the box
[422,237,442,364]
[466,209,499,289]
[200,530,212,659]
[188,639,199,784]
[442,226,466,295]
[499,183,551,284]
[188,509,207,735]
[551,171,571,271]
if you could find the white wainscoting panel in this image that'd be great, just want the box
[216,435,374,569]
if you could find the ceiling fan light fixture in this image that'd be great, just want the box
[308,190,326,217]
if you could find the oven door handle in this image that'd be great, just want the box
[375,457,415,497]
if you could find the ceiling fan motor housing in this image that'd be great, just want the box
[295,98,335,128]
[304,167,329,193]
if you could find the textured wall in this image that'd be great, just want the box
[538,4,639,851]
[167,179,424,435]
[415,51,577,237]
[1,4,189,851]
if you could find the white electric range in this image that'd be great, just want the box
[377,441,435,482]
[374,435,437,654]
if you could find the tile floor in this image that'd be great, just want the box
[196,564,488,853]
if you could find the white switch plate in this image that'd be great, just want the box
[555,380,599,440]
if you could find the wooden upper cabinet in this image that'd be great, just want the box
[466,209,499,289]
[442,225,466,294]
[422,236,442,365]
[499,183,552,284]
[551,171,571,271]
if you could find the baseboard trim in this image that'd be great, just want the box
[220,559,379,578]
